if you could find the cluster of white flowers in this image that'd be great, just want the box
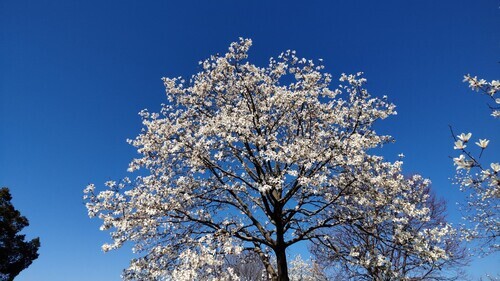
[169,235,242,281]
[311,172,465,280]
[451,75,499,254]
[463,74,500,118]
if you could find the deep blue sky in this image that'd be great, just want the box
[1,1,498,280]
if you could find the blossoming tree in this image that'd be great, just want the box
[85,38,451,280]
[452,75,499,254]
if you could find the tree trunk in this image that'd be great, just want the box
[275,215,289,281]
[275,246,289,281]
[273,199,289,281]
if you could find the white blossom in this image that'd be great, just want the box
[457,133,472,142]
[453,154,472,170]
[491,163,500,173]
[454,140,466,150]
[476,139,490,149]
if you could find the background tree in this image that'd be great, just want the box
[311,180,468,280]
[451,75,499,254]
[0,187,40,281]
[224,252,327,281]
[288,255,328,281]
[225,251,268,281]
[85,38,451,280]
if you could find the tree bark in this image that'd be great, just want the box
[275,246,289,281]
[274,209,289,281]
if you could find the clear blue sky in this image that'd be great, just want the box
[1,1,498,280]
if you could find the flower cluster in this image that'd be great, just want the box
[311,173,465,280]
[463,74,500,118]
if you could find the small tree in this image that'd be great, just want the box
[85,38,445,280]
[288,255,327,281]
[311,180,467,280]
[225,251,268,281]
[0,187,40,281]
[451,75,499,254]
